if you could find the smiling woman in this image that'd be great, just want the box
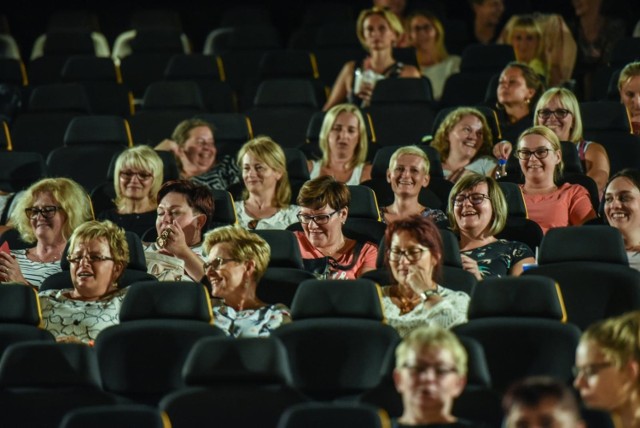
[38,220,129,344]
[2,178,93,288]
[155,118,241,191]
[234,136,299,230]
[432,107,497,183]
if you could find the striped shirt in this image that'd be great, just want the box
[11,249,62,288]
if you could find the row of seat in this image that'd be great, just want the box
[0,271,623,427]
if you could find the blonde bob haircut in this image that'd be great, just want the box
[517,125,564,182]
[10,177,93,244]
[507,15,544,62]
[432,107,494,162]
[395,325,468,376]
[237,136,291,208]
[113,145,164,211]
[388,145,431,174]
[297,175,351,212]
[580,310,640,374]
[203,225,271,283]
[618,61,640,91]
[534,88,583,143]
[406,10,449,62]
[68,220,129,280]
[319,104,368,170]
[356,7,405,52]
[447,173,508,236]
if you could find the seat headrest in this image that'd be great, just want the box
[164,53,222,81]
[468,275,565,320]
[28,83,91,113]
[347,185,380,221]
[0,283,42,325]
[183,336,292,386]
[253,79,318,108]
[498,182,527,218]
[125,231,148,272]
[142,81,205,111]
[0,342,101,388]
[370,78,433,104]
[439,229,463,268]
[291,279,384,321]
[580,101,631,133]
[64,115,131,146]
[253,229,304,269]
[539,226,628,265]
[119,281,213,323]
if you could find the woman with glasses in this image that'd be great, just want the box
[448,173,534,280]
[406,10,461,101]
[39,220,129,344]
[574,310,640,428]
[202,225,291,337]
[381,215,469,337]
[432,107,497,183]
[98,145,163,237]
[156,118,240,190]
[494,87,610,197]
[3,178,92,288]
[516,126,596,234]
[144,180,213,282]
[308,103,372,185]
[495,62,545,144]
[322,7,420,111]
[294,176,378,279]
[235,136,299,230]
[393,325,474,426]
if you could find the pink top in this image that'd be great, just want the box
[520,182,596,234]
[294,231,378,279]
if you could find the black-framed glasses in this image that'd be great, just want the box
[453,193,490,206]
[203,257,237,271]
[515,148,553,160]
[402,364,458,377]
[67,254,115,264]
[572,362,613,378]
[120,170,153,181]
[389,247,429,263]
[297,210,339,225]
[25,206,62,219]
[537,108,571,120]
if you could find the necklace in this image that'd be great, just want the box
[28,248,62,263]
[390,285,422,315]
[318,237,346,257]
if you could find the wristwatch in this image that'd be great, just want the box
[420,289,439,301]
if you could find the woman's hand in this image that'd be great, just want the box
[155,139,180,156]
[493,140,513,160]
[356,82,374,107]
[405,264,436,295]
[160,221,190,258]
[0,252,28,285]
[460,254,483,281]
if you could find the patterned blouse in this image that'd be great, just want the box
[39,288,128,344]
[379,206,448,224]
[12,249,62,288]
[381,284,469,338]
[211,299,291,338]
[461,239,534,278]
[190,155,241,190]
[234,201,300,230]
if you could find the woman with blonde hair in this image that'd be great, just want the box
[235,136,299,230]
[505,15,546,81]
[516,126,596,234]
[1,178,93,288]
[618,61,640,136]
[574,310,640,428]
[98,145,163,237]
[406,10,461,101]
[323,6,420,110]
[203,225,291,337]
[431,107,496,183]
[308,103,372,184]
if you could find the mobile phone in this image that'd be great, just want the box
[0,241,10,254]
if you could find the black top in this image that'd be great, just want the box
[98,208,157,239]
[393,418,490,428]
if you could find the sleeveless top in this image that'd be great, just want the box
[349,61,405,107]
[309,160,365,185]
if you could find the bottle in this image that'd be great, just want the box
[495,158,508,179]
